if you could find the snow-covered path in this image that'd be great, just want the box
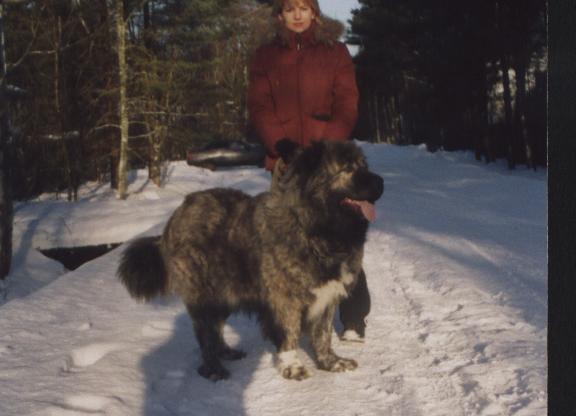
[0,143,547,415]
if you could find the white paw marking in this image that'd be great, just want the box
[277,350,301,368]
[277,350,313,380]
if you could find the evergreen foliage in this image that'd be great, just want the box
[3,0,269,199]
[1,0,547,201]
[0,0,548,279]
[348,0,547,168]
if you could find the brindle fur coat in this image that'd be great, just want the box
[117,140,383,381]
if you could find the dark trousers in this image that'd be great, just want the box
[269,166,371,335]
[339,269,371,337]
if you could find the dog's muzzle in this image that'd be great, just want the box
[353,171,384,203]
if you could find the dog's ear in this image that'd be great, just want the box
[292,140,325,174]
[275,138,300,164]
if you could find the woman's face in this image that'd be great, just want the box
[279,1,316,33]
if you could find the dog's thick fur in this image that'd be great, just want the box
[117,140,383,381]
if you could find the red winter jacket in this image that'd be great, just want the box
[247,20,359,170]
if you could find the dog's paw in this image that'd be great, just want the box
[219,347,247,361]
[319,355,358,372]
[329,357,358,372]
[281,363,313,381]
[197,363,230,382]
[277,350,313,381]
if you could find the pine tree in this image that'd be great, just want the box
[0,1,13,280]
[349,0,546,167]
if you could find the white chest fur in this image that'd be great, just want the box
[306,264,356,321]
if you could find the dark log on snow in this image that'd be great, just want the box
[186,141,265,169]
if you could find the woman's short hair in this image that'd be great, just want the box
[270,0,322,18]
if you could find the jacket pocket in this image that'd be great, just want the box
[267,67,282,90]
[306,116,328,140]
[311,113,332,122]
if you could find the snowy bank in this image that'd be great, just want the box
[1,143,546,415]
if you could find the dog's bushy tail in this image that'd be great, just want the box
[117,236,167,301]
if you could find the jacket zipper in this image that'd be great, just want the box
[296,34,303,145]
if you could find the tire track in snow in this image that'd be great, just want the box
[385,254,468,416]
[371,237,545,415]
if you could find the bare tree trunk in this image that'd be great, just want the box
[0,3,12,280]
[513,58,533,169]
[148,126,164,186]
[0,110,12,281]
[116,0,129,199]
[52,15,73,201]
[473,65,491,162]
[147,69,171,187]
[483,62,496,163]
[143,1,150,27]
[500,57,515,169]
[373,93,381,143]
[384,96,397,144]
[394,93,402,144]
[0,144,10,281]
[142,1,153,51]
[366,93,374,142]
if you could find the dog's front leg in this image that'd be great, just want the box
[272,308,313,381]
[309,303,358,372]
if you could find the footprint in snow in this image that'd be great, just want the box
[63,343,123,372]
[76,322,92,331]
[0,344,13,356]
[47,394,124,415]
[473,342,490,364]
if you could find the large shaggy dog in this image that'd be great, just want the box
[117,140,384,381]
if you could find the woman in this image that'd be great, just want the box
[247,0,370,342]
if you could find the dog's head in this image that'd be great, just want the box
[275,139,384,223]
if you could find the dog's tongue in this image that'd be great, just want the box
[343,198,376,222]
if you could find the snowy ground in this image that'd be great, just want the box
[0,142,547,416]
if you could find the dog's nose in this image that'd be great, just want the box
[354,170,384,203]
[370,174,384,201]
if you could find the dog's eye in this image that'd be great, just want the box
[347,163,360,173]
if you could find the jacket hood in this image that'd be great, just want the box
[256,13,345,48]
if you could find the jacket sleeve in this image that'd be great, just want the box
[247,49,287,157]
[324,43,359,140]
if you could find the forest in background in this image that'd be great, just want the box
[349,0,547,170]
[1,0,546,202]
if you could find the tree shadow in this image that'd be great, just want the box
[4,202,68,302]
[140,312,270,416]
